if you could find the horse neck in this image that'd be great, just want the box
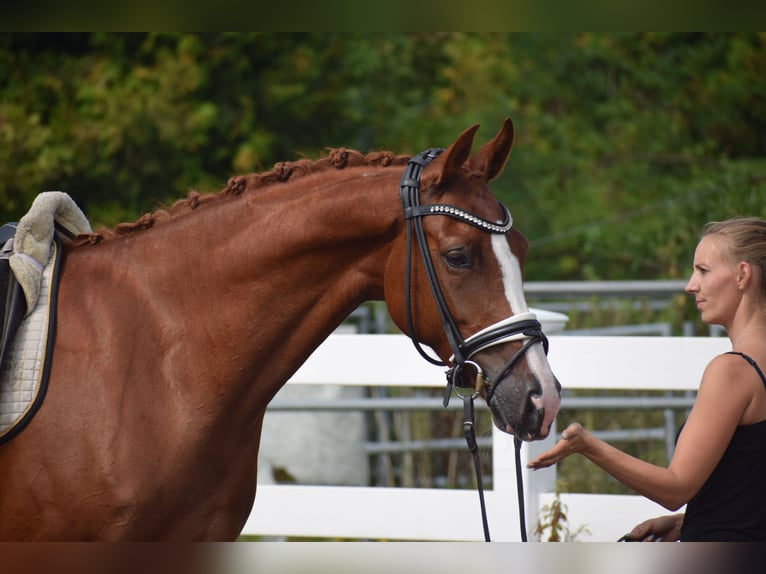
[101,167,401,401]
[221,170,399,336]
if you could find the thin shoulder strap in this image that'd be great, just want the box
[725,351,766,391]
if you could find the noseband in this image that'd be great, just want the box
[399,148,549,542]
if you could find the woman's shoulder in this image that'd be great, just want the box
[704,351,745,370]
[706,350,765,372]
[697,352,766,420]
[710,350,766,378]
[699,352,763,396]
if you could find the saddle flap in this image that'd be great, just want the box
[0,222,27,367]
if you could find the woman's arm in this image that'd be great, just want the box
[528,354,754,510]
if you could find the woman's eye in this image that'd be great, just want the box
[445,249,471,268]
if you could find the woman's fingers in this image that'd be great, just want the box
[527,423,584,469]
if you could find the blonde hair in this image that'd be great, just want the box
[702,217,766,300]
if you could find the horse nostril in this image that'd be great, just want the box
[525,404,545,434]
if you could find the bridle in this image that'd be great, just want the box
[399,148,550,396]
[399,148,549,542]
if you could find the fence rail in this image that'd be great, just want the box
[243,333,730,541]
[267,394,695,465]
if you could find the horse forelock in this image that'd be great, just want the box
[72,148,412,246]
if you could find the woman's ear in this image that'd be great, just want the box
[737,261,753,290]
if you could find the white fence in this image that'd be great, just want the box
[242,334,731,541]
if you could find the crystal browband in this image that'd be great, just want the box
[404,202,513,234]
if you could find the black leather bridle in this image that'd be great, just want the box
[399,148,549,542]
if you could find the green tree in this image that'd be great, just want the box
[2,32,765,283]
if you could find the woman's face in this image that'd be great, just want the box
[685,235,741,326]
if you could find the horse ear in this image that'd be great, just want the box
[470,117,515,182]
[425,124,480,187]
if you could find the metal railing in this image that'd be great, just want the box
[268,390,696,482]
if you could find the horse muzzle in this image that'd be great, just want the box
[445,312,561,440]
[488,372,561,441]
[448,351,561,441]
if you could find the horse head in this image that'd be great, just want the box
[386,118,561,441]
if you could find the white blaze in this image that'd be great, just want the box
[490,234,529,314]
[490,234,560,434]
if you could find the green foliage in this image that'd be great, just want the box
[2,32,765,280]
[533,482,591,541]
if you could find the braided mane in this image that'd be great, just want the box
[77,148,411,245]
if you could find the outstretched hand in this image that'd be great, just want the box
[527,422,588,469]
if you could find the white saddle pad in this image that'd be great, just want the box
[0,240,57,441]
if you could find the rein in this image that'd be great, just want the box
[399,148,549,542]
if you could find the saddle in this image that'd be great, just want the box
[0,192,90,443]
[0,222,27,373]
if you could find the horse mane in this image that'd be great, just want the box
[74,148,411,246]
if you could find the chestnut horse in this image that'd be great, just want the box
[0,119,560,540]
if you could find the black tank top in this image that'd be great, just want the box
[679,352,766,542]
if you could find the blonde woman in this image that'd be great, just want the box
[529,217,766,541]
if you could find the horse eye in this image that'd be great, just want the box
[444,249,472,269]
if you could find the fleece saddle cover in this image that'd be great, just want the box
[0,237,61,444]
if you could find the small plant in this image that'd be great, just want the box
[533,482,590,542]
